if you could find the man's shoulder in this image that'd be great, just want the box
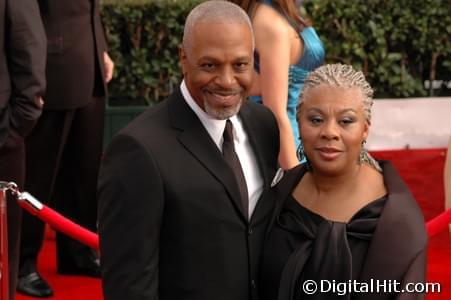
[242,100,274,119]
[241,100,278,132]
[111,99,171,146]
[243,99,267,111]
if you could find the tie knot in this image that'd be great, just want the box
[223,119,234,143]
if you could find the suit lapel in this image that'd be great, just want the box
[239,102,278,224]
[239,103,270,187]
[168,89,248,222]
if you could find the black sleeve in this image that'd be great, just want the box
[95,1,108,53]
[6,0,46,137]
[396,249,427,300]
[98,133,164,300]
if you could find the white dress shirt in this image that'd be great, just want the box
[180,80,263,218]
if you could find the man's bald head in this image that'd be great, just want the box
[182,0,254,56]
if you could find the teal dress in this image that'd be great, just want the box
[250,2,325,161]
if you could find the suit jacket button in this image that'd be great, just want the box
[251,279,256,289]
[248,227,253,235]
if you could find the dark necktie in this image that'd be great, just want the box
[223,120,249,217]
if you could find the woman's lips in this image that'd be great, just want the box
[316,147,342,161]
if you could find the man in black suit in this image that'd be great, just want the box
[98,1,279,299]
[0,0,46,299]
[17,0,114,297]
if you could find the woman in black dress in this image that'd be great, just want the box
[260,64,427,300]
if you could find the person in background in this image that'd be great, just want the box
[229,0,325,170]
[98,1,279,299]
[260,64,427,300]
[0,1,46,299]
[17,0,114,297]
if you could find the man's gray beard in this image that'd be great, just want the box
[204,97,243,120]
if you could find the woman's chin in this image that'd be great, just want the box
[310,160,346,176]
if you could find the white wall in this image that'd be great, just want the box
[367,97,451,150]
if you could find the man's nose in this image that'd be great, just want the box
[215,67,237,88]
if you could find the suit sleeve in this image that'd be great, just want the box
[396,248,427,300]
[94,3,108,53]
[6,0,46,137]
[98,133,164,300]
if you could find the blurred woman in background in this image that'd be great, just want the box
[229,0,325,169]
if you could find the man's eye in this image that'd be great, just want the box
[201,63,215,70]
[235,62,248,69]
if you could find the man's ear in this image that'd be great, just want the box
[179,46,187,76]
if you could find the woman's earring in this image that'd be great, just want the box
[359,140,382,172]
[296,143,306,162]
[359,140,367,164]
[297,143,312,171]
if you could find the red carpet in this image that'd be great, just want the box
[15,149,451,299]
[15,229,102,300]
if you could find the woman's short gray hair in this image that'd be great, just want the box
[299,64,374,124]
[183,0,255,55]
[298,64,382,172]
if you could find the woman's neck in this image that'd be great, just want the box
[293,164,386,223]
[309,164,362,196]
